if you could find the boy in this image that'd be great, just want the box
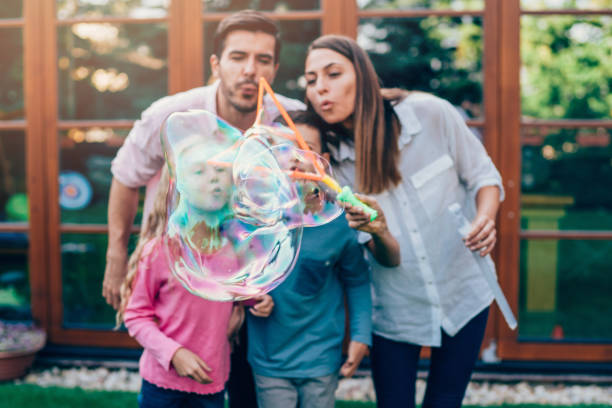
[246,110,373,408]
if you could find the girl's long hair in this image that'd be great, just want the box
[115,168,170,328]
[306,35,403,195]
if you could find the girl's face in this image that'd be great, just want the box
[178,146,232,212]
[305,48,357,127]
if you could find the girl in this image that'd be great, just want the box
[304,35,504,408]
[116,168,257,408]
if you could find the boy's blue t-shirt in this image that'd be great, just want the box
[247,215,372,378]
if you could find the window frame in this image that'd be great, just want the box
[9,0,612,361]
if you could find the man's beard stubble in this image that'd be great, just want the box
[226,81,258,114]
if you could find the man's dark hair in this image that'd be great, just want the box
[213,10,281,63]
[274,110,329,154]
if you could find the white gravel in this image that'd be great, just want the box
[16,367,612,405]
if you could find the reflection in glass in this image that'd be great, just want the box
[0,131,27,223]
[58,23,168,120]
[204,20,320,101]
[521,127,612,231]
[203,0,320,11]
[358,17,483,119]
[0,237,29,321]
[57,0,169,19]
[521,16,612,120]
[62,233,137,328]
[519,239,612,341]
[357,0,483,10]
[521,0,612,10]
[0,28,24,120]
[0,0,22,19]
[59,128,144,225]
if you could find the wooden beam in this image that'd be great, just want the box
[49,327,140,348]
[59,224,140,234]
[520,230,612,240]
[500,342,612,362]
[202,11,322,22]
[0,120,26,130]
[0,223,28,232]
[479,0,502,358]
[521,9,612,16]
[496,0,521,358]
[182,0,204,91]
[55,16,166,25]
[24,0,50,330]
[0,18,24,27]
[521,119,612,128]
[357,9,484,18]
[57,120,134,129]
[39,0,63,340]
[168,0,183,93]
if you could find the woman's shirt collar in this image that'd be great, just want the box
[327,97,422,163]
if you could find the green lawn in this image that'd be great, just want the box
[0,384,610,408]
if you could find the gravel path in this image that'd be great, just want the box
[16,367,612,405]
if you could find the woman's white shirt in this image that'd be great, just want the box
[328,93,505,346]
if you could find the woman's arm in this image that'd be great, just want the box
[464,185,501,256]
[344,194,401,267]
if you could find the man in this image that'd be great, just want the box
[103,10,304,407]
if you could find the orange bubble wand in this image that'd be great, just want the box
[255,77,377,221]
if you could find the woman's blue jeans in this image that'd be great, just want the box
[371,307,489,408]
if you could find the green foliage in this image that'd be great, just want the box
[521,15,612,119]
[0,28,23,120]
[359,14,483,116]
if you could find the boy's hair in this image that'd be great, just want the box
[213,10,281,63]
[115,168,169,328]
[274,110,328,154]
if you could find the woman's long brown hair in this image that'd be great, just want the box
[115,169,169,328]
[306,35,403,194]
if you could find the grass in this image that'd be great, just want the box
[0,384,137,408]
[0,384,610,408]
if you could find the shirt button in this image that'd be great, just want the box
[427,281,433,285]
[324,260,331,266]
[420,256,426,261]
[412,229,418,234]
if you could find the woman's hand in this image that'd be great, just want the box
[466,185,501,257]
[171,347,213,384]
[340,341,369,378]
[343,194,388,236]
[249,294,274,318]
[343,194,401,267]
[464,214,497,257]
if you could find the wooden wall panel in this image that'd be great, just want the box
[496,0,522,357]
[24,0,50,329]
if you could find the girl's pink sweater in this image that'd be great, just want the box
[124,237,233,394]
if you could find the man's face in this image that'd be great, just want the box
[211,30,279,113]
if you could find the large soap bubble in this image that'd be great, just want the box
[159,78,353,301]
[161,109,304,301]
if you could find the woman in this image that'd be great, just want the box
[304,35,504,408]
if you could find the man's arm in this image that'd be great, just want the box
[103,178,140,310]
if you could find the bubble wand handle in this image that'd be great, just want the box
[448,203,517,330]
[336,186,378,222]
